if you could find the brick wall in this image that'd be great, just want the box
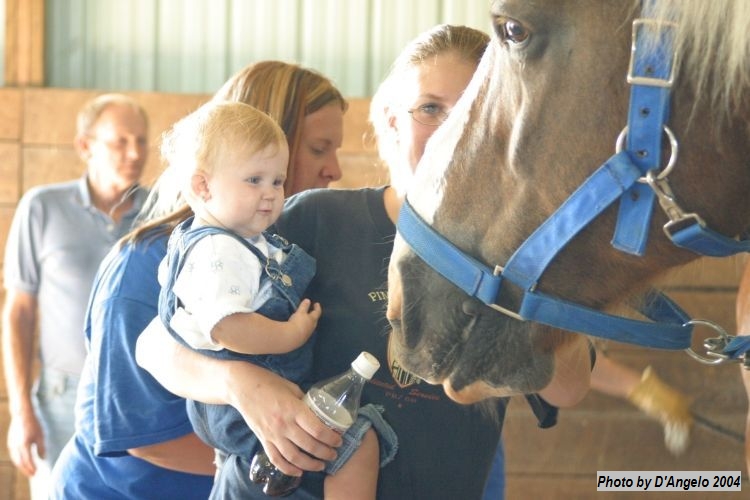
[0,88,746,499]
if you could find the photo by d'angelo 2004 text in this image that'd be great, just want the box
[597,471,741,492]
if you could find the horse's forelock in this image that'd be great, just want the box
[650,0,750,114]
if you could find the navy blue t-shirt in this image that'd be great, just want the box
[277,187,513,500]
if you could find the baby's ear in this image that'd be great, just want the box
[191,172,211,201]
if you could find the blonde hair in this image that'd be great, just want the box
[76,93,148,138]
[159,101,287,210]
[127,61,347,244]
[369,24,489,192]
[645,0,750,115]
[213,61,347,194]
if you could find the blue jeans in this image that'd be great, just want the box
[31,368,79,500]
[482,441,505,500]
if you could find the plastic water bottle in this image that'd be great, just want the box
[250,351,380,496]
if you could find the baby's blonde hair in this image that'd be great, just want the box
[160,101,288,208]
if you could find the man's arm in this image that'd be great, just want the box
[2,289,43,476]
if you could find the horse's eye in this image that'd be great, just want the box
[494,17,530,46]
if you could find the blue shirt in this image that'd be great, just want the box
[50,231,213,499]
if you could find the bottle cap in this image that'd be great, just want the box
[351,352,380,380]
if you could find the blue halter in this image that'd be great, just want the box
[396,11,750,360]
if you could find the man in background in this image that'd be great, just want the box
[2,93,149,499]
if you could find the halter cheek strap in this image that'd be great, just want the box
[614,17,750,258]
[611,17,675,256]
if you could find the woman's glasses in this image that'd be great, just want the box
[407,105,448,126]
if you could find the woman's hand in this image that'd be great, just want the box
[136,318,341,476]
[223,362,341,476]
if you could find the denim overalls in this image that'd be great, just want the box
[159,217,316,457]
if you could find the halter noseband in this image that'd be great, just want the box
[396,11,750,365]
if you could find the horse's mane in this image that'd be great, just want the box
[647,0,750,113]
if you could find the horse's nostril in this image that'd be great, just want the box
[462,300,479,316]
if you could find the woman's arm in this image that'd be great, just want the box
[736,260,750,477]
[127,433,216,476]
[537,334,593,408]
[135,318,341,476]
[741,358,750,477]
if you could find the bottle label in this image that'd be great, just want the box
[304,390,354,433]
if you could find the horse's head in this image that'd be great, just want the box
[387,0,750,404]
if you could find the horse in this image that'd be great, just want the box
[386,0,750,405]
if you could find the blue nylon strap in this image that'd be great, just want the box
[519,289,692,349]
[635,288,689,325]
[723,336,750,359]
[612,182,655,255]
[502,151,642,290]
[669,223,750,257]
[397,198,693,350]
[397,199,501,305]
[612,17,676,255]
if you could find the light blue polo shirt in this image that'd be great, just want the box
[3,176,147,375]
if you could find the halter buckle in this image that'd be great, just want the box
[644,171,708,238]
[627,19,678,88]
[487,265,525,321]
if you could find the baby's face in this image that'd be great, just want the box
[204,143,289,238]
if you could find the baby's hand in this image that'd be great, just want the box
[288,299,322,343]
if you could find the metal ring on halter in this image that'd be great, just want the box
[614,125,679,182]
[684,319,731,365]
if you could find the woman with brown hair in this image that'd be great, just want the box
[49,61,347,500]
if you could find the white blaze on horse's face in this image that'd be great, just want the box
[386,44,506,403]
[405,46,492,224]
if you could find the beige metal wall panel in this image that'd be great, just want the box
[226,0,301,79]
[46,0,157,90]
[366,0,492,93]
[441,0,494,32]
[368,0,442,91]
[300,0,372,97]
[156,0,230,92]
[46,0,86,87]
[42,0,493,96]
